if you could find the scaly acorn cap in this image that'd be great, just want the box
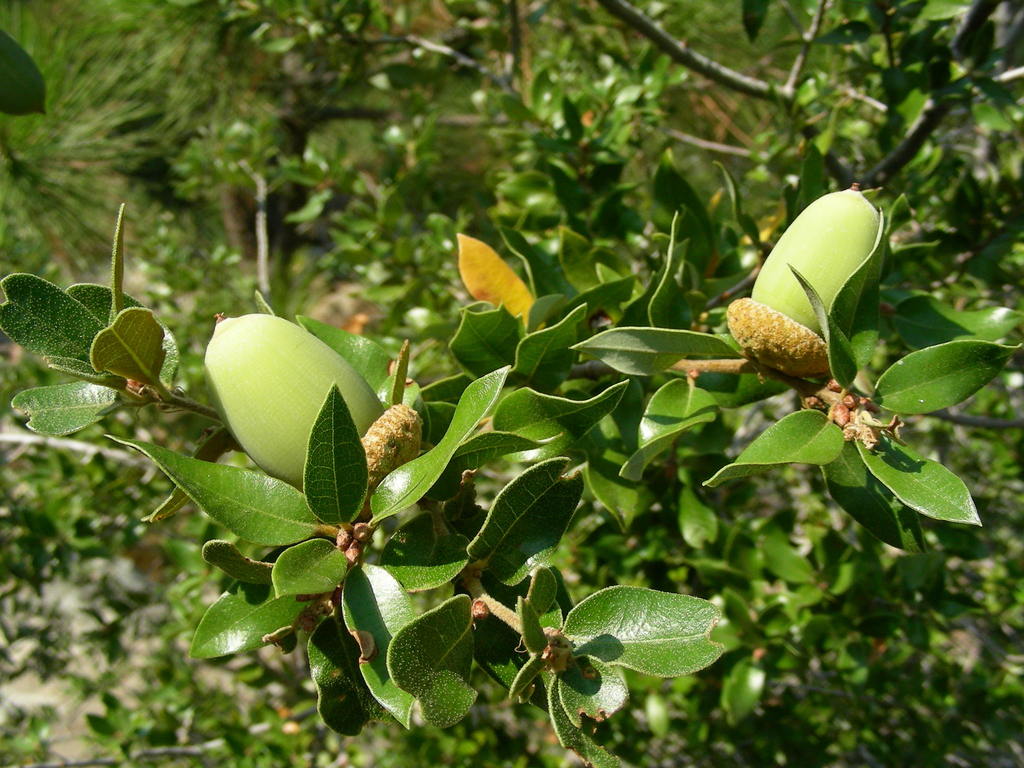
[726,298,829,377]
[362,403,423,491]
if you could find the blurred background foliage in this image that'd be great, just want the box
[1,0,1022,765]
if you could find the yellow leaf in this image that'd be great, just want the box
[457,234,533,318]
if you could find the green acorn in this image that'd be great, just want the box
[204,314,383,487]
[727,188,881,377]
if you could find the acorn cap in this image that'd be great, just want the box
[726,298,829,377]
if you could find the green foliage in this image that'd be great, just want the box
[2,0,1023,765]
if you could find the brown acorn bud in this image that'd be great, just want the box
[362,404,423,490]
[727,298,829,377]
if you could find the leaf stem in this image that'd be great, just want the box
[156,389,222,422]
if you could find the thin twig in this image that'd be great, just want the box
[862,97,954,186]
[663,127,752,158]
[313,107,489,127]
[862,0,1001,186]
[239,160,270,300]
[994,65,1024,83]
[929,410,1024,429]
[6,708,318,768]
[594,0,782,101]
[705,267,761,310]
[785,0,831,94]
[669,358,756,375]
[779,0,806,35]
[405,34,513,91]
[509,0,524,86]
[0,431,151,469]
[952,0,1001,62]
[838,85,888,113]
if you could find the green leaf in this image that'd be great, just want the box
[893,295,1022,349]
[822,442,926,552]
[790,266,857,388]
[380,514,469,591]
[342,564,417,727]
[563,586,723,677]
[762,527,815,583]
[190,582,304,658]
[428,431,540,500]
[565,274,636,318]
[371,367,510,523]
[492,382,628,460]
[698,371,788,408]
[647,230,690,331]
[874,341,1017,415]
[473,606,527,691]
[90,307,166,385]
[0,273,102,361]
[526,567,558,614]
[108,204,127,322]
[308,616,385,735]
[296,315,391,390]
[450,304,522,377]
[829,209,885,370]
[65,284,178,384]
[508,654,545,703]
[527,294,570,332]
[678,484,718,548]
[858,439,980,526]
[513,304,586,389]
[0,30,45,115]
[420,372,473,403]
[500,226,574,297]
[704,410,845,487]
[620,381,717,481]
[574,327,740,376]
[253,289,275,315]
[286,188,333,223]
[304,386,368,524]
[201,540,273,584]
[653,150,713,262]
[272,539,348,597]
[741,0,770,41]
[387,594,477,727]
[467,457,584,585]
[559,227,599,291]
[12,382,117,436]
[721,659,765,724]
[113,438,320,545]
[547,677,621,768]
[559,657,628,727]
[145,427,237,523]
[584,419,651,530]
[518,597,547,654]
[715,161,760,245]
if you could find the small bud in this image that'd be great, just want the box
[336,525,353,550]
[842,393,858,409]
[826,379,843,393]
[831,403,851,427]
[352,522,373,542]
[344,541,363,566]
[471,600,491,620]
